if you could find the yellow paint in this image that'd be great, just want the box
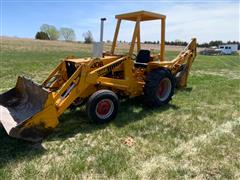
[12,11,197,135]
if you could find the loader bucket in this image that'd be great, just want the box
[0,76,58,142]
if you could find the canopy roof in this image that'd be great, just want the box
[115,10,166,21]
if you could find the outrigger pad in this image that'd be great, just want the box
[0,76,49,141]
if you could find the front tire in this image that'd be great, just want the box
[86,90,119,124]
[144,69,175,107]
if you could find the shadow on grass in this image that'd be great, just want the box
[47,107,109,141]
[114,96,179,127]
[175,87,193,93]
[0,96,179,168]
[0,125,45,168]
[48,96,179,141]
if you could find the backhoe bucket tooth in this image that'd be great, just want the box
[0,76,58,142]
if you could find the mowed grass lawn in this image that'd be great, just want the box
[0,38,239,179]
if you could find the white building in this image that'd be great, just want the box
[218,44,238,55]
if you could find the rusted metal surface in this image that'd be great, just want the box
[0,76,49,141]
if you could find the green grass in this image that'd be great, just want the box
[0,39,240,179]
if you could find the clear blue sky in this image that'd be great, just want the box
[1,0,239,43]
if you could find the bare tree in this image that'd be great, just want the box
[60,27,76,41]
[82,30,93,43]
[40,24,59,40]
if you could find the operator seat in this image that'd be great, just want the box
[134,50,151,68]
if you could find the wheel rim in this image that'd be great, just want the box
[95,99,114,119]
[157,78,172,101]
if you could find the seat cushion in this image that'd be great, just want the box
[136,50,151,63]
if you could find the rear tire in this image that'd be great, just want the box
[86,90,119,124]
[144,69,175,107]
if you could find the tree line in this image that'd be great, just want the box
[144,40,240,49]
[35,24,239,48]
[35,24,93,43]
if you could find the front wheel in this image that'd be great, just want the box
[86,90,119,124]
[144,69,175,107]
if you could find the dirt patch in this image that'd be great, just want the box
[122,136,135,147]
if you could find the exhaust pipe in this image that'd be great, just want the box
[100,18,107,42]
[92,18,107,58]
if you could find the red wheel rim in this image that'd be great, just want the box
[156,78,172,101]
[95,99,114,119]
[158,81,165,96]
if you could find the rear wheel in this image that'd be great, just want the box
[86,90,119,123]
[144,69,175,106]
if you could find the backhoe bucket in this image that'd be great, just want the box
[0,76,58,142]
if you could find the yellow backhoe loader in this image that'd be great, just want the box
[0,11,197,142]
